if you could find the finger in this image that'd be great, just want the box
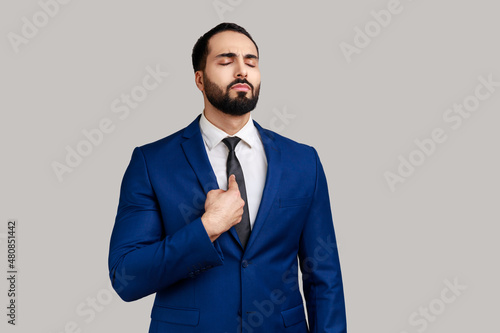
[227,174,239,191]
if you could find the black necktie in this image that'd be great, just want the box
[222,136,251,248]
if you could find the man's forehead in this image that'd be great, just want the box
[208,31,258,58]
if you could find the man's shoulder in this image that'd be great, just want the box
[253,120,316,156]
[256,122,321,179]
[140,127,185,151]
[136,116,200,155]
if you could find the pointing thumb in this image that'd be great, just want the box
[228,174,239,191]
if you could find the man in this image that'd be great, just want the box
[108,22,347,333]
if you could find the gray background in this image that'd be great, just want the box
[1,0,499,332]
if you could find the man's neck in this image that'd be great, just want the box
[203,107,251,136]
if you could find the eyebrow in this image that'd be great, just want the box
[215,52,258,60]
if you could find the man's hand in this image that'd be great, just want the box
[201,174,245,242]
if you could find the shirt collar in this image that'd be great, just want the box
[199,110,259,151]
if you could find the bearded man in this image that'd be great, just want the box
[108,22,347,333]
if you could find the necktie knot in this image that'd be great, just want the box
[222,136,241,152]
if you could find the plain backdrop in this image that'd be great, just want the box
[1,0,499,332]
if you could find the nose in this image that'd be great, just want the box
[234,58,248,78]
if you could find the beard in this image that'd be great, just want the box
[203,74,260,116]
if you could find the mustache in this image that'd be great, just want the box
[227,78,253,91]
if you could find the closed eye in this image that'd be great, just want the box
[219,62,256,67]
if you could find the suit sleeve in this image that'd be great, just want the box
[298,147,347,333]
[108,147,224,302]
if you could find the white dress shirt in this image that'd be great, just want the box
[199,111,268,230]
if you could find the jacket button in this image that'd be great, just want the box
[241,260,249,268]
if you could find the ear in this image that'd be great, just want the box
[194,71,204,92]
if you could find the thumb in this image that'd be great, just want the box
[227,174,239,191]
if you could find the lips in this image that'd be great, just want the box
[231,83,250,92]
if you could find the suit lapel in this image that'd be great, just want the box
[244,120,282,252]
[181,115,219,195]
[181,115,242,248]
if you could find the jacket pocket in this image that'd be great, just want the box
[281,303,306,328]
[279,196,312,208]
[151,305,199,326]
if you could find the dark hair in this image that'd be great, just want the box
[191,22,259,73]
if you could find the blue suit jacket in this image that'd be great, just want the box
[108,115,347,332]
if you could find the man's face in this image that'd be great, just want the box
[201,31,261,116]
